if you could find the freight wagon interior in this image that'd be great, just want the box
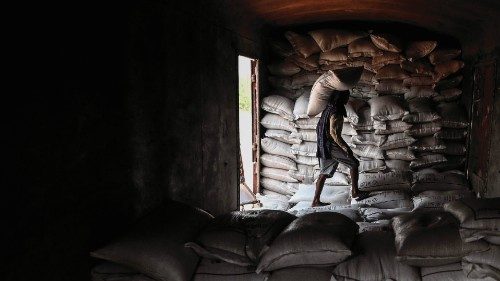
[11,1,500,281]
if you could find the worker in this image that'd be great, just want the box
[311,90,370,207]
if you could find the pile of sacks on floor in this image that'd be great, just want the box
[89,198,499,281]
[258,28,470,223]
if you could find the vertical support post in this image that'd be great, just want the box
[251,59,260,194]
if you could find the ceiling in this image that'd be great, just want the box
[231,0,500,48]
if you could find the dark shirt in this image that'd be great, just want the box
[316,103,350,159]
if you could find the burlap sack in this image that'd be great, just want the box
[284,31,321,58]
[351,190,413,209]
[403,75,436,87]
[295,117,319,129]
[420,263,473,281]
[309,29,367,52]
[260,153,297,171]
[351,107,374,131]
[429,49,461,65]
[290,129,316,142]
[370,33,402,52]
[288,164,317,183]
[434,88,462,102]
[192,258,268,281]
[359,69,377,85]
[375,120,413,135]
[360,207,412,222]
[269,37,294,58]
[352,144,385,160]
[380,133,416,150]
[433,155,466,171]
[435,75,463,91]
[293,92,311,120]
[188,210,296,266]
[318,47,349,64]
[444,198,500,232]
[348,37,383,57]
[443,141,466,155]
[264,129,301,145]
[402,98,440,123]
[412,190,472,211]
[359,159,386,172]
[352,133,387,147]
[260,177,298,196]
[409,153,447,170]
[404,86,438,100]
[374,64,409,80]
[345,98,367,124]
[437,102,469,129]
[357,221,391,233]
[405,122,442,137]
[350,84,379,99]
[270,88,303,100]
[385,148,416,161]
[462,245,500,280]
[368,96,408,121]
[372,51,404,69]
[261,167,299,183]
[289,184,349,205]
[375,80,410,94]
[434,60,465,81]
[291,72,321,89]
[409,136,446,152]
[261,113,298,132]
[291,141,316,157]
[401,60,435,76]
[285,54,319,71]
[385,159,411,172]
[256,212,358,272]
[267,61,301,77]
[267,267,333,281]
[435,128,467,140]
[405,41,438,60]
[293,205,360,221]
[358,171,411,192]
[411,169,469,193]
[261,137,296,159]
[295,155,318,166]
[392,212,489,267]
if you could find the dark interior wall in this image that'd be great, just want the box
[9,1,261,280]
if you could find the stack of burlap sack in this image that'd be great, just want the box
[258,28,470,219]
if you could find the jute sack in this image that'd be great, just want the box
[385,159,411,172]
[352,144,385,160]
[434,88,462,102]
[291,72,321,89]
[359,207,412,222]
[401,60,435,76]
[435,75,463,91]
[323,172,350,186]
[374,79,410,94]
[332,231,421,281]
[368,96,408,121]
[267,267,333,281]
[288,164,317,183]
[91,262,156,281]
[261,137,296,159]
[433,155,466,171]
[288,184,349,204]
[256,212,358,272]
[358,69,377,85]
[348,37,383,57]
[405,122,442,137]
[434,60,465,81]
[270,88,302,100]
[409,153,447,170]
[262,95,295,121]
[409,136,446,152]
[309,29,367,52]
[370,33,402,52]
[374,120,413,135]
[268,76,294,90]
[402,98,441,123]
[295,155,318,166]
[443,141,466,155]
[392,212,489,267]
[404,86,437,100]
[411,169,469,193]
[260,153,297,171]
[357,221,391,233]
[269,38,294,58]
[187,210,296,266]
[260,177,298,196]
[257,193,289,211]
[261,113,298,132]
[261,189,291,201]
[351,107,374,131]
[261,167,299,183]
[379,133,416,150]
[351,190,413,209]
[463,246,500,280]
[372,51,404,69]
[284,31,321,58]
[405,41,438,60]
[264,129,301,145]
[375,64,409,80]
[345,98,367,124]
[293,205,360,221]
[420,263,472,281]
[290,129,316,142]
[429,49,461,65]
[350,84,379,99]
[437,102,469,129]
[318,47,349,64]
[267,61,301,77]
[435,128,467,140]
[287,201,312,214]
[385,148,416,161]
[412,190,472,211]
[192,258,268,281]
[293,92,310,119]
[352,133,387,147]
[295,117,319,129]
[403,75,435,87]
[291,141,316,157]
[358,171,412,192]
[444,198,500,232]
[342,122,358,136]
[359,159,386,173]
[285,54,319,71]
[307,68,363,116]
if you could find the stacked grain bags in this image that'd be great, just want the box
[444,198,500,280]
[261,29,469,216]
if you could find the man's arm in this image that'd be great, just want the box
[329,115,352,154]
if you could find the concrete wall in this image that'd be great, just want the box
[9,1,261,280]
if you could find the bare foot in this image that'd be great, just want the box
[311,201,329,207]
[352,191,371,201]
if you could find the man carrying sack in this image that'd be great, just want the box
[307,67,370,207]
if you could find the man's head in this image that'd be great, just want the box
[329,90,350,106]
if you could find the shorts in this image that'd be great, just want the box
[319,145,359,178]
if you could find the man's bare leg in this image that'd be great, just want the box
[312,174,329,207]
[350,166,370,200]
